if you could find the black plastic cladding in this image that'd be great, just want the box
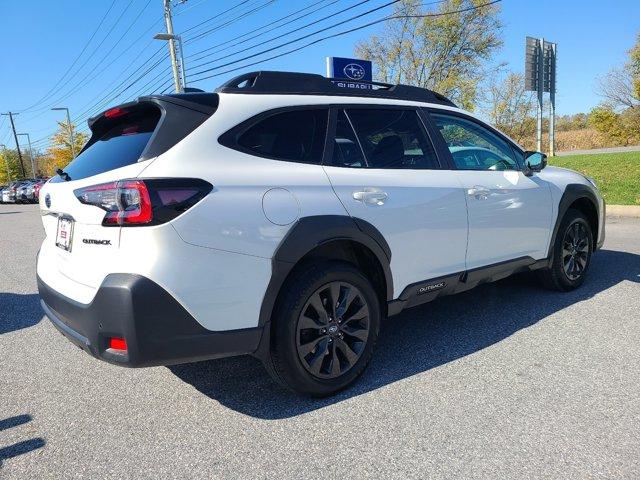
[257,215,394,328]
[38,273,263,367]
[216,71,457,107]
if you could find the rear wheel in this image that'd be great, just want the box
[538,208,593,291]
[266,261,380,397]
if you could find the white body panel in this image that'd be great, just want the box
[455,170,554,268]
[324,166,468,297]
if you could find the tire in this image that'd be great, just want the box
[266,261,381,397]
[538,208,593,291]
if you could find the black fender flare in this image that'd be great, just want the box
[257,215,393,328]
[547,183,601,258]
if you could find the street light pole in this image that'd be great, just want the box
[177,35,187,90]
[51,107,76,158]
[154,32,186,92]
[17,133,37,178]
[161,0,183,93]
[0,143,11,181]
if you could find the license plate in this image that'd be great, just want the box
[55,217,74,252]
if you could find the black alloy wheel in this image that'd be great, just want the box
[295,281,370,379]
[538,208,593,291]
[562,220,590,280]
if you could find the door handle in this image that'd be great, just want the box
[467,185,490,200]
[353,189,388,206]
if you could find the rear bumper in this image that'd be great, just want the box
[38,273,265,367]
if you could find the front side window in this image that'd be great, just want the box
[236,109,328,164]
[346,109,439,170]
[431,113,519,171]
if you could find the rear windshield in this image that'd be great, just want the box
[50,108,160,183]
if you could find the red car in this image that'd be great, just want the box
[33,179,49,203]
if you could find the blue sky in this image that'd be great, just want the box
[1,0,638,152]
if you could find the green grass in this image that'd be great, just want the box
[549,151,640,205]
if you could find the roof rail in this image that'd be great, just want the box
[215,71,457,107]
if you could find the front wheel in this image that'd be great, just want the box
[538,208,593,291]
[266,261,381,397]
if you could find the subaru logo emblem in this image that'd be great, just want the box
[343,63,365,81]
[45,193,51,208]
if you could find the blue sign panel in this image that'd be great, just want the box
[326,57,373,83]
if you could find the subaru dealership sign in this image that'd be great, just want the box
[326,57,373,89]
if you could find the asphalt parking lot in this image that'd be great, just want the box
[1,203,639,479]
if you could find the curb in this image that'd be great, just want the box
[606,205,640,218]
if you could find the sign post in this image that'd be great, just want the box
[525,37,557,155]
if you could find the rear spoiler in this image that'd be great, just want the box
[83,93,219,161]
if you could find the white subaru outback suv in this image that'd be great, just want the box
[37,71,605,397]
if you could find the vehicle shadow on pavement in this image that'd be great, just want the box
[0,293,43,335]
[0,414,46,467]
[170,248,640,419]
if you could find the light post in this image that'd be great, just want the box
[17,133,36,178]
[0,143,11,181]
[154,33,186,92]
[51,107,76,158]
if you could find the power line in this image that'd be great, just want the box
[180,0,253,35]
[187,0,338,62]
[67,0,271,119]
[183,0,277,45]
[18,0,118,113]
[189,0,500,83]
[29,0,152,117]
[22,0,137,119]
[188,0,394,75]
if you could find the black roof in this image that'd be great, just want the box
[215,71,457,107]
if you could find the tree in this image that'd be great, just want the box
[0,148,24,183]
[40,121,87,177]
[594,31,640,146]
[588,105,639,146]
[599,32,640,109]
[482,73,536,143]
[354,0,503,110]
[628,32,640,100]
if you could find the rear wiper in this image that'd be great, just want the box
[56,168,71,182]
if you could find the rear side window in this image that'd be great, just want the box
[346,109,440,169]
[330,110,366,168]
[234,109,328,164]
[51,108,161,183]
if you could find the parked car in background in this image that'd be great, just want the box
[33,179,48,202]
[2,181,24,203]
[15,180,33,203]
[0,186,6,203]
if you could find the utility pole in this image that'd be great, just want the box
[162,0,184,93]
[1,112,26,178]
[17,133,37,178]
[0,144,11,181]
[52,107,76,158]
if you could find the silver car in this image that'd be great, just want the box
[17,181,37,203]
[2,181,22,203]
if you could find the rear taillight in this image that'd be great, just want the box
[74,178,212,226]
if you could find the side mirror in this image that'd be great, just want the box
[524,151,547,174]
